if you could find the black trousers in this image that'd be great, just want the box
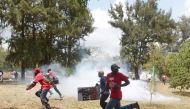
[100,92,109,109]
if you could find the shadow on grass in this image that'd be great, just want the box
[0,81,20,85]
[51,107,60,109]
[2,107,18,109]
[173,91,190,97]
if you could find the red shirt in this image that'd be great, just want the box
[49,71,55,77]
[106,72,128,99]
[34,72,52,90]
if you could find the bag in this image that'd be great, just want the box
[52,76,59,84]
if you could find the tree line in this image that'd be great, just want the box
[0,0,190,91]
[0,0,93,79]
[108,0,190,91]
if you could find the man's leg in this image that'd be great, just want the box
[120,102,140,109]
[49,89,53,95]
[163,80,166,85]
[53,85,62,99]
[105,98,120,109]
[100,92,109,109]
[40,89,50,109]
[0,76,3,82]
[35,89,42,97]
[114,99,121,109]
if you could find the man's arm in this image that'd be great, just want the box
[26,81,37,90]
[120,73,130,87]
[121,79,130,87]
[100,85,109,95]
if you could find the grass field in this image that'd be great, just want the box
[0,82,190,109]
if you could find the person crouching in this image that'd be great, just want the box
[26,68,52,109]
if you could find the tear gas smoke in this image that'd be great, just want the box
[26,7,180,102]
[42,51,180,102]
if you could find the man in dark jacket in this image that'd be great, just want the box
[98,70,110,109]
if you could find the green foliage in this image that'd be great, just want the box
[178,16,190,44]
[77,0,89,7]
[143,44,166,77]
[0,46,7,69]
[164,53,177,76]
[168,41,190,91]
[0,0,94,78]
[169,16,190,52]
[108,0,176,79]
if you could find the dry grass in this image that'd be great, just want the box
[0,82,190,109]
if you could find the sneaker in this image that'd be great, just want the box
[133,102,140,109]
[48,92,53,98]
[60,96,63,100]
[45,104,51,109]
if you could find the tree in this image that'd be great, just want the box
[0,46,7,69]
[52,0,94,67]
[168,40,190,91]
[167,16,190,53]
[143,44,166,77]
[177,16,190,45]
[1,0,93,79]
[108,0,176,79]
[0,0,8,45]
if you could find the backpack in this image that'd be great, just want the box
[44,72,59,84]
[52,76,59,84]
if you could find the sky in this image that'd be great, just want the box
[2,0,190,52]
[84,0,190,56]
[88,0,190,19]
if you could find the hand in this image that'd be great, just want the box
[26,85,31,90]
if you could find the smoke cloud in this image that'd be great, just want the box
[26,1,180,102]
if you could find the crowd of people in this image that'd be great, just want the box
[25,64,140,109]
[0,64,141,109]
[0,70,19,82]
[3,64,169,109]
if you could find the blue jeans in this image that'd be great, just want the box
[53,85,62,97]
[35,89,50,109]
[105,98,133,109]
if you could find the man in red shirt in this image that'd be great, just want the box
[26,68,52,109]
[105,64,140,109]
[161,74,168,85]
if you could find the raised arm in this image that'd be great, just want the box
[26,81,37,90]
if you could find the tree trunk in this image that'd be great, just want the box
[67,44,71,67]
[21,62,25,80]
[21,15,25,80]
[134,66,140,80]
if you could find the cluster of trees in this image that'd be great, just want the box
[166,41,190,91]
[109,0,176,79]
[0,0,190,91]
[108,0,190,91]
[0,0,93,79]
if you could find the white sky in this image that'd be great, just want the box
[84,0,190,56]
[2,0,190,52]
